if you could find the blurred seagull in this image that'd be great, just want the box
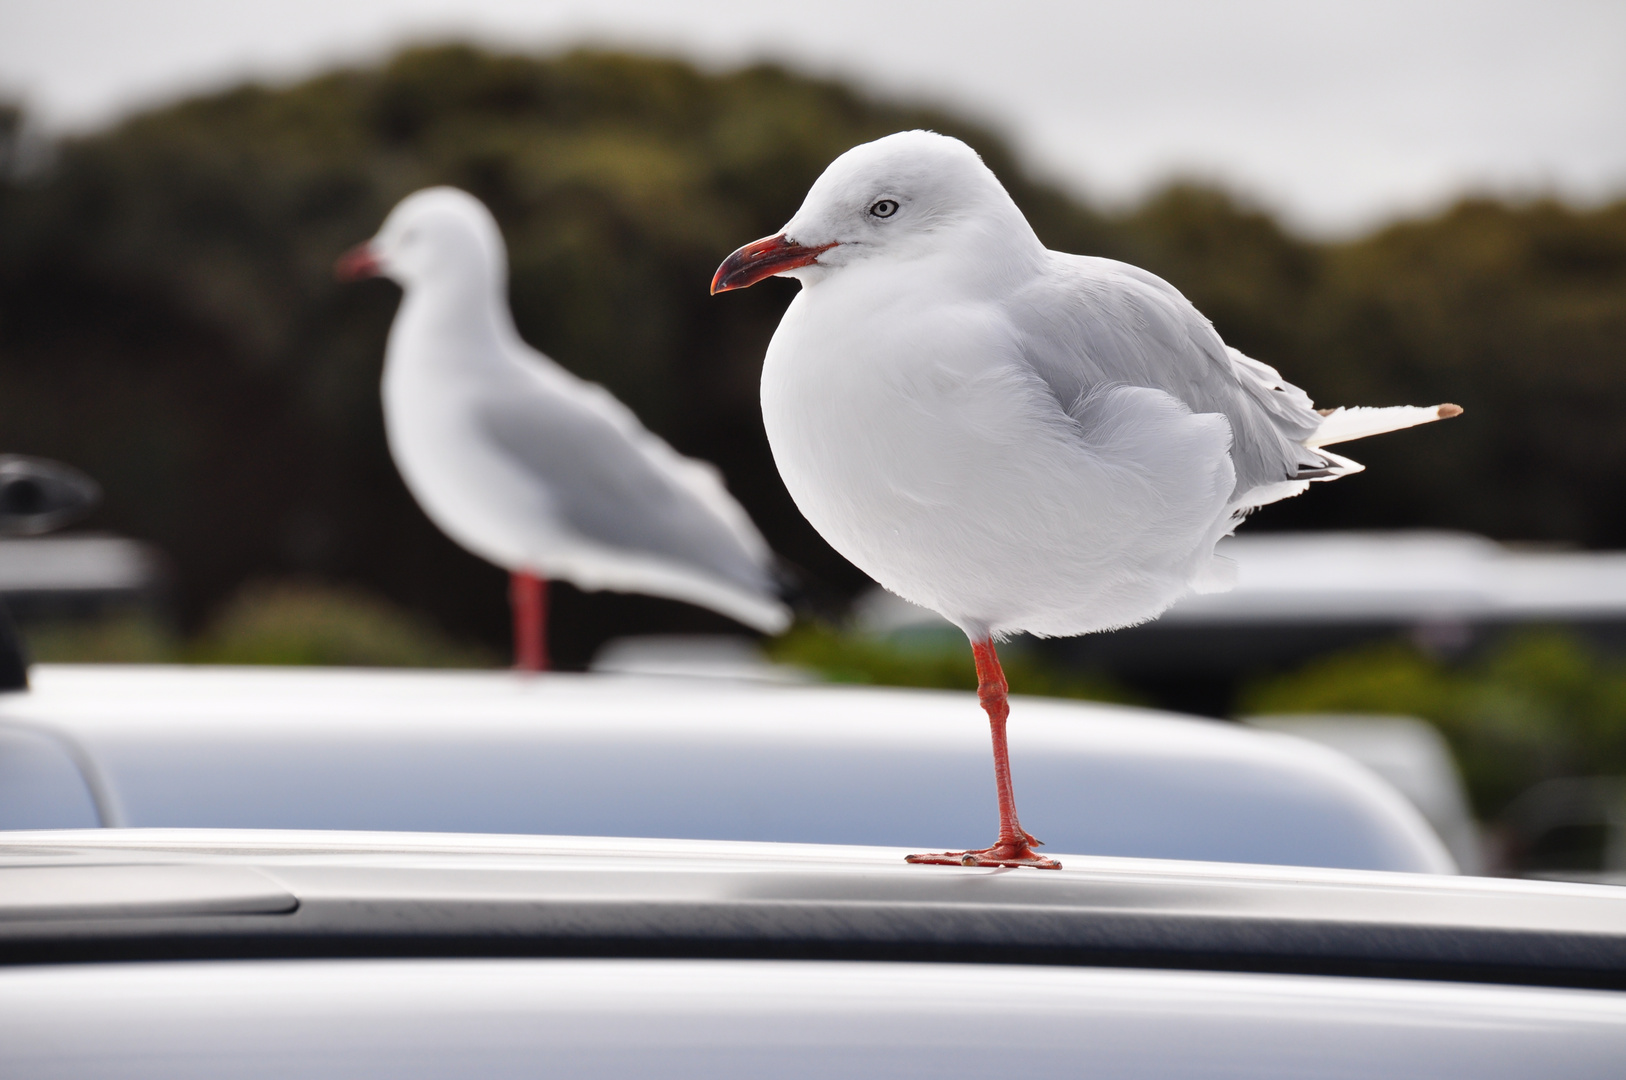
[340,187,789,670]
[713,131,1460,869]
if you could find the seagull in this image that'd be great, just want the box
[712,131,1460,869]
[339,187,789,670]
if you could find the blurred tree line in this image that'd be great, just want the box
[0,45,1622,666]
[1243,630,1626,820]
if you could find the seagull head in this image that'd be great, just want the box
[711,130,1041,295]
[337,187,507,294]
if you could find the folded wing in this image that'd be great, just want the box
[1010,252,1457,513]
[476,355,789,633]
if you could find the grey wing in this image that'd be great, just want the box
[475,377,777,597]
[1010,253,1331,498]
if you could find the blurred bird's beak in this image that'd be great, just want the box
[334,242,382,282]
[711,235,837,294]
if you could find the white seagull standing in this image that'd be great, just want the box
[339,187,789,669]
[713,131,1460,869]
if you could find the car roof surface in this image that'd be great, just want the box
[5,957,1625,1079]
[0,829,1619,988]
[0,665,1453,874]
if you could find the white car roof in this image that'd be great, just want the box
[0,665,1453,874]
[0,829,1617,976]
[4,829,1622,1078]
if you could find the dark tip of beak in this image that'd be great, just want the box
[334,243,382,282]
[711,235,837,295]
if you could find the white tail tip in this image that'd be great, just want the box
[1307,403,1463,449]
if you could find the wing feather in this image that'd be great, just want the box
[476,353,780,602]
[1008,253,1328,503]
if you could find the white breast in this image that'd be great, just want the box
[381,324,563,574]
[761,274,1237,639]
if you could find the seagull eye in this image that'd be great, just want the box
[869,199,899,219]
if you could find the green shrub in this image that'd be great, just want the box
[18,611,180,663]
[188,579,497,668]
[1240,629,1626,817]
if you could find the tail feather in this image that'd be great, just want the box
[1233,403,1454,517]
[1311,447,1365,477]
[1306,403,1462,449]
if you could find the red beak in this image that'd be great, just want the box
[711,234,836,294]
[334,242,382,282]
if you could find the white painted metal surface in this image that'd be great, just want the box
[3,958,1623,1079]
[0,536,158,593]
[0,665,1453,873]
[1247,714,1483,874]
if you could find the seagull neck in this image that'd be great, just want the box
[903,218,1047,298]
[394,282,520,363]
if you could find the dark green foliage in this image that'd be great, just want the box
[1119,191,1626,546]
[21,579,498,668]
[0,44,1622,666]
[190,579,498,667]
[1267,200,1626,545]
[1240,630,1626,818]
[0,46,1117,665]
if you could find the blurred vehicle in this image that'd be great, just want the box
[590,633,810,682]
[1499,777,1626,882]
[0,456,100,537]
[1246,714,1484,873]
[0,455,113,691]
[0,535,162,622]
[2,829,1624,1078]
[0,664,1452,874]
[861,531,1626,714]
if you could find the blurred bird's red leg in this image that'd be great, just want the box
[511,571,549,672]
[906,638,1061,870]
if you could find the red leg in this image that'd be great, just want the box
[510,571,549,672]
[906,638,1061,869]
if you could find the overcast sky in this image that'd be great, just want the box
[1,0,1621,235]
